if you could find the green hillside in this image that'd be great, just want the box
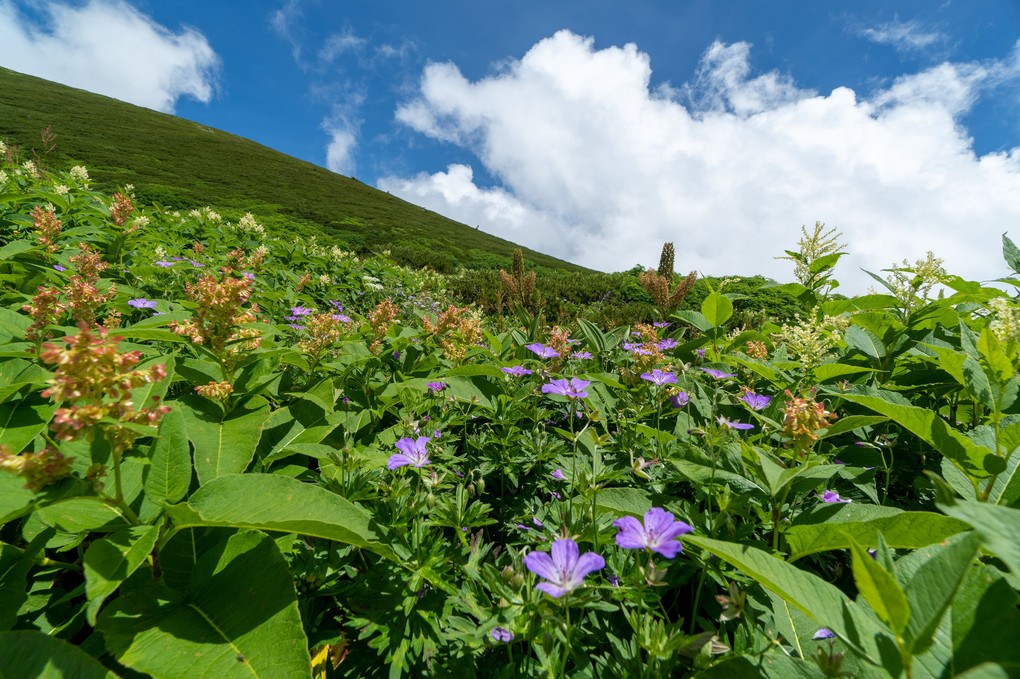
[0,66,584,274]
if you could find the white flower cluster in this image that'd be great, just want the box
[132,215,150,229]
[0,140,6,155]
[231,212,266,237]
[363,274,385,291]
[989,297,1020,345]
[329,245,356,262]
[873,251,947,314]
[22,160,38,178]
[775,313,850,369]
[188,207,221,222]
[69,166,90,186]
[0,171,7,185]
[54,185,69,195]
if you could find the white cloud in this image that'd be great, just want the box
[856,18,946,53]
[0,0,219,113]
[382,30,1020,292]
[323,120,357,176]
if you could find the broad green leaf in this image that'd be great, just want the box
[838,392,1002,479]
[590,487,655,517]
[818,415,889,440]
[445,364,507,379]
[0,239,34,261]
[845,324,886,360]
[896,532,979,655]
[694,652,827,678]
[786,506,969,560]
[955,664,1020,679]
[846,535,909,635]
[0,630,120,678]
[701,291,733,328]
[950,564,1020,673]
[178,394,271,485]
[0,396,56,455]
[673,310,713,333]
[0,472,36,525]
[575,318,606,353]
[36,497,132,533]
[978,328,1013,386]
[165,473,393,560]
[811,363,874,382]
[0,530,49,631]
[962,355,994,410]
[444,375,500,410]
[1003,233,1020,274]
[937,499,1020,577]
[143,408,191,507]
[686,535,893,666]
[98,529,311,679]
[84,525,160,625]
[673,460,768,499]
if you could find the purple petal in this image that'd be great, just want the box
[535,581,570,598]
[572,552,606,579]
[387,454,412,470]
[550,538,579,573]
[523,550,559,581]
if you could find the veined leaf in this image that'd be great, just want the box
[0,630,120,678]
[937,499,1020,577]
[701,292,733,328]
[165,473,393,560]
[84,525,160,625]
[845,324,886,360]
[178,394,271,485]
[144,407,191,507]
[98,529,311,679]
[846,535,909,635]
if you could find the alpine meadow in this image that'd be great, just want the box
[2,65,1020,679]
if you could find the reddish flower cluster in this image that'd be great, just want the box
[23,286,66,343]
[422,304,484,362]
[781,389,837,456]
[0,444,74,492]
[194,380,234,400]
[368,298,399,353]
[66,243,117,327]
[39,323,170,452]
[169,271,261,361]
[109,191,134,227]
[31,205,62,253]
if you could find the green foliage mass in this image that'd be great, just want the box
[3,125,1020,678]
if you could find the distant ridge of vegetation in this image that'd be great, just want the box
[0,66,585,274]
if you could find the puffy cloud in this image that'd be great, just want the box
[0,0,219,113]
[382,30,1020,292]
[323,121,357,176]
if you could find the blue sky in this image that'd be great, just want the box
[2,0,1019,290]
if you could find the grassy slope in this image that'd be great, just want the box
[0,66,584,273]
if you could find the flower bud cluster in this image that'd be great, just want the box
[66,243,117,326]
[774,313,848,369]
[745,339,768,360]
[39,323,170,450]
[298,312,352,359]
[194,380,234,400]
[23,286,66,342]
[781,389,837,457]
[368,298,399,353]
[422,304,483,362]
[169,271,261,360]
[989,297,1020,346]
[109,191,134,227]
[31,205,62,253]
[0,444,74,492]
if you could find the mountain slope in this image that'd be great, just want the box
[0,66,583,273]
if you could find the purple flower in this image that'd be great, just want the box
[290,306,313,316]
[701,368,735,379]
[523,539,605,597]
[532,517,544,528]
[501,365,533,376]
[542,378,590,400]
[607,574,621,586]
[515,523,531,530]
[740,392,772,411]
[813,628,836,640]
[653,321,670,328]
[432,430,442,439]
[427,382,447,393]
[669,392,689,408]
[571,351,593,359]
[491,627,514,642]
[53,264,66,271]
[821,490,851,503]
[155,261,173,267]
[170,256,185,261]
[286,324,306,330]
[333,313,352,322]
[717,416,754,431]
[127,298,157,309]
[695,349,706,358]
[552,468,565,480]
[388,436,432,469]
[613,507,694,558]
[525,343,560,359]
[242,272,255,279]
[641,369,677,386]
[657,338,679,350]
[190,260,205,268]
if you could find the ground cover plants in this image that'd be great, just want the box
[1,142,1019,679]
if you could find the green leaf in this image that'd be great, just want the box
[898,532,979,655]
[165,474,393,560]
[178,395,271,485]
[846,534,909,635]
[978,328,1014,387]
[0,530,50,631]
[590,487,655,517]
[936,499,1020,577]
[36,497,132,533]
[98,529,311,679]
[84,525,160,625]
[838,392,1002,479]
[786,506,969,560]
[673,310,713,333]
[0,630,121,678]
[818,414,889,439]
[0,472,36,525]
[0,396,56,455]
[144,408,191,507]
[1003,233,1020,275]
[685,535,893,666]
[844,324,886,359]
[701,292,733,328]
[950,564,1020,673]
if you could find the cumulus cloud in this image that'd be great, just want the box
[381,30,1020,292]
[0,0,219,113]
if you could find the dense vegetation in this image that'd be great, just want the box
[2,134,1020,678]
